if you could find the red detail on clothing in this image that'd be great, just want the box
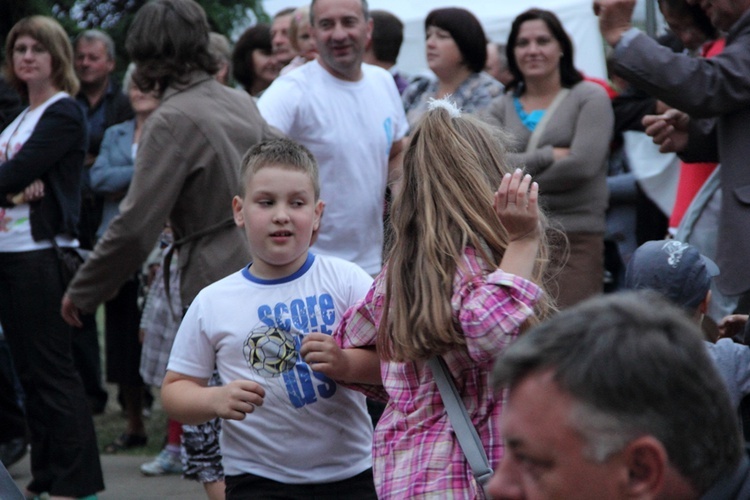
[669,162,718,228]
[702,38,726,58]
[167,417,183,445]
[583,75,618,100]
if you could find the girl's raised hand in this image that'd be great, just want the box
[494,169,540,243]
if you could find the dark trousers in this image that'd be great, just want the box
[74,194,109,412]
[104,276,143,386]
[0,249,104,496]
[225,468,377,500]
[0,335,25,443]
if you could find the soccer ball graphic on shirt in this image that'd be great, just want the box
[243,325,298,377]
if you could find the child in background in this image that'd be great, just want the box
[138,229,185,478]
[161,138,377,499]
[624,239,750,410]
[302,100,553,498]
[280,5,317,75]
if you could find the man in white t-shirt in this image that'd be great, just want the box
[258,0,408,276]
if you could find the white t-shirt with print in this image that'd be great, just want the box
[258,61,408,275]
[167,253,375,483]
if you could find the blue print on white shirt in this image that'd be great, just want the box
[244,293,338,408]
[383,117,393,156]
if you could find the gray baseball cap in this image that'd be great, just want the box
[624,240,720,310]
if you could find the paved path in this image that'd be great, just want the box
[9,453,206,499]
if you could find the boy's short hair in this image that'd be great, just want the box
[238,138,320,199]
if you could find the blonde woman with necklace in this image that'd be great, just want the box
[0,16,102,500]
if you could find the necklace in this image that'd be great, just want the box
[3,108,29,162]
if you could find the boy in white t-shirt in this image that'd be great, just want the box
[161,138,378,499]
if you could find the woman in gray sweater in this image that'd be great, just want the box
[483,8,614,309]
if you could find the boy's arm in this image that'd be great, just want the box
[161,370,265,425]
[301,333,382,385]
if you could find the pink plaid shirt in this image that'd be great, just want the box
[335,246,543,499]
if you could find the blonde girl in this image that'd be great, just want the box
[302,100,552,498]
[280,5,317,75]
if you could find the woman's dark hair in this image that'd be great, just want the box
[232,24,273,94]
[125,0,218,94]
[506,8,583,90]
[424,8,487,74]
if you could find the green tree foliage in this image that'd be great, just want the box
[1,0,267,73]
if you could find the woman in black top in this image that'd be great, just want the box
[0,16,103,499]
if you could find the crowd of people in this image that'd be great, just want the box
[1,0,750,498]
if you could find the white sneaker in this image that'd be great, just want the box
[140,449,183,476]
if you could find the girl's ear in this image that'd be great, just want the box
[232,196,245,227]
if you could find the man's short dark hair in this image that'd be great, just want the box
[310,0,369,23]
[493,291,743,495]
[370,10,403,64]
[125,0,219,94]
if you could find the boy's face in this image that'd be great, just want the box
[233,166,323,280]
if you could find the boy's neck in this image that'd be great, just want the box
[245,252,314,283]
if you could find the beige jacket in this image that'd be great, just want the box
[68,72,279,311]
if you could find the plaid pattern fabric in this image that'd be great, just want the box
[139,262,182,387]
[335,247,542,498]
[403,71,504,128]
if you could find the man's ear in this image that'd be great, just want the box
[623,436,667,498]
[366,18,374,44]
[699,291,711,315]
[232,196,244,227]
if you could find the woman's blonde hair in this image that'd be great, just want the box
[378,106,554,362]
[4,16,79,98]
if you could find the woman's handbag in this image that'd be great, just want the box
[37,212,90,285]
[427,356,494,488]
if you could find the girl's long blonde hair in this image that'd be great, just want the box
[378,106,553,362]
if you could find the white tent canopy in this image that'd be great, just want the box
[260,0,625,79]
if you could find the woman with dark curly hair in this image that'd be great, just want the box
[232,24,279,97]
[401,7,503,128]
